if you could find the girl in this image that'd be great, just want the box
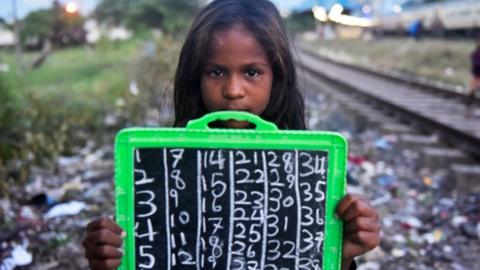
[82,0,380,269]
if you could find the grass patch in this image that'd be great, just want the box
[0,36,183,196]
[301,38,475,88]
[0,39,144,195]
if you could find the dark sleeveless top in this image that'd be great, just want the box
[472,48,480,77]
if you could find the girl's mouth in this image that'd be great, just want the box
[222,108,250,113]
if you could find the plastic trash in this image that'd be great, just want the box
[0,243,33,270]
[44,201,86,219]
[374,137,392,150]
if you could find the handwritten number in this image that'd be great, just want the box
[138,245,155,268]
[136,190,157,218]
[134,149,329,269]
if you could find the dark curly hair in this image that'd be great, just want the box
[173,0,306,130]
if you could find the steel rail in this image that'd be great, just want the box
[297,45,480,105]
[296,48,480,157]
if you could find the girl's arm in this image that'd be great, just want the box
[336,194,381,270]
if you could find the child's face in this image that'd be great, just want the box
[201,24,273,128]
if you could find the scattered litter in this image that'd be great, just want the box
[45,201,87,219]
[115,98,125,107]
[0,243,33,270]
[11,244,33,266]
[36,261,60,270]
[129,80,140,95]
[444,67,454,76]
[377,175,396,187]
[357,261,381,270]
[28,194,56,209]
[0,63,10,72]
[374,137,392,150]
[399,216,422,230]
[451,215,468,227]
[422,229,444,244]
[391,248,407,257]
[2,73,479,269]
[19,206,37,220]
[370,193,391,206]
[58,156,81,167]
[459,222,479,239]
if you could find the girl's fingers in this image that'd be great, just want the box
[344,217,380,233]
[337,194,378,222]
[85,245,124,260]
[336,194,362,216]
[344,230,380,249]
[89,258,122,270]
[342,231,380,260]
[83,229,124,247]
[87,217,123,235]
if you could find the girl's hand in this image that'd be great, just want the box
[336,194,380,270]
[83,217,125,270]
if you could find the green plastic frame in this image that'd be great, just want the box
[115,111,347,270]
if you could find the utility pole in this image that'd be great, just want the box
[12,0,22,74]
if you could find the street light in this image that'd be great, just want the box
[312,5,328,22]
[65,2,78,14]
[362,4,372,15]
[328,3,373,27]
[392,4,402,14]
[329,3,344,19]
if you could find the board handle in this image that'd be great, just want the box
[186,111,278,131]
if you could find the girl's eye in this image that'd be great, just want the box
[245,69,260,78]
[209,70,223,77]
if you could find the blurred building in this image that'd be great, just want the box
[379,0,480,36]
[290,0,479,37]
[293,0,363,14]
[0,25,15,47]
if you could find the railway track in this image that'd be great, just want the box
[299,46,480,105]
[296,45,480,158]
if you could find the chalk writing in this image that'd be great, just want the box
[134,148,328,270]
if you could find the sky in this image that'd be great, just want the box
[0,0,98,21]
[0,0,415,22]
[1,0,412,21]
[273,0,307,10]
[0,0,302,21]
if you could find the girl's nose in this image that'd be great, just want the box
[222,75,246,99]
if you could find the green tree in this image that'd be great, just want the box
[20,9,54,44]
[95,0,198,35]
[285,11,316,35]
[19,3,85,47]
[127,0,166,30]
[94,0,133,26]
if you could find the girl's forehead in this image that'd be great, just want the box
[208,24,268,58]
[212,24,254,44]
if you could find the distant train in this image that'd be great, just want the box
[375,0,480,36]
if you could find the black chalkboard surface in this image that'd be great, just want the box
[115,111,347,270]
